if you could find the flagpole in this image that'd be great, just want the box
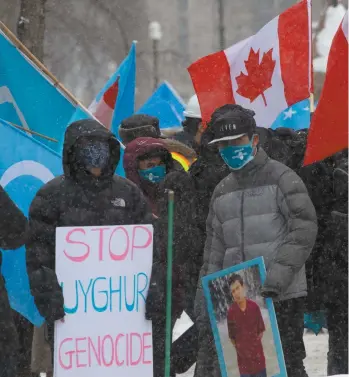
[309,93,315,113]
[164,190,174,377]
[308,0,315,115]
[7,121,58,142]
[0,21,90,114]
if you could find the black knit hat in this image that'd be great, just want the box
[209,104,256,144]
[119,114,161,144]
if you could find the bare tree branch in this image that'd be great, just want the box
[17,0,47,61]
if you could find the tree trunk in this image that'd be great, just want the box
[17,0,47,62]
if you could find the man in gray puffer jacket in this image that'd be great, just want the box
[194,105,317,377]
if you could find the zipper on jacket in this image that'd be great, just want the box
[240,191,245,261]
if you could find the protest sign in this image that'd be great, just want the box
[54,224,154,377]
[202,257,287,377]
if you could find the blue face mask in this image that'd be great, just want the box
[139,165,166,183]
[219,139,255,170]
[77,141,110,169]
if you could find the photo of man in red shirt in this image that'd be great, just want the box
[227,274,266,377]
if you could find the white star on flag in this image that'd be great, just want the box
[283,107,297,120]
[303,106,310,111]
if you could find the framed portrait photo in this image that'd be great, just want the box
[202,257,287,377]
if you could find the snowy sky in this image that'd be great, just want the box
[314,4,347,73]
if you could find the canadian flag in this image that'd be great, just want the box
[188,0,312,128]
[88,76,119,129]
[304,12,348,165]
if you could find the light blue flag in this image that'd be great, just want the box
[137,81,185,129]
[67,105,91,126]
[112,42,136,177]
[0,29,81,153]
[0,119,63,326]
[116,146,125,177]
[88,42,136,177]
[271,99,311,131]
[110,42,136,137]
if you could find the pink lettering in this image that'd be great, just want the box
[101,335,114,367]
[109,227,129,261]
[130,333,142,366]
[57,333,152,370]
[59,338,74,370]
[142,333,152,364]
[64,228,90,262]
[114,334,125,366]
[126,330,129,366]
[91,227,110,261]
[88,335,101,366]
[131,226,152,260]
[75,337,87,368]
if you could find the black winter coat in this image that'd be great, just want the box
[0,186,27,251]
[312,158,348,307]
[0,185,27,356]
[320,211,348,305]
[187,136,231,316]
[26,119,153,323]
[189,146,230,236]
[297,157,336,310]
[146,170,204,321]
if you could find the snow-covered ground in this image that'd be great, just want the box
[173,313,329,377]
[304,330,328,377]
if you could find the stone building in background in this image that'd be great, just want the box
[0,0,345,108]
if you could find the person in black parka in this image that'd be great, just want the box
[26,119,153,359]
[123,137,203,377]
[318,153,348,376]
[189,107,232,246]
[0,186,28,377]
[256,127,348,374]
[147,170,204,377]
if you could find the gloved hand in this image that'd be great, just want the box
[145,278,165,321]
[261,286,279,299]
[34,289,65,323]
[30,266,65,322]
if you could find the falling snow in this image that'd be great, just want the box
[314,4,347,73]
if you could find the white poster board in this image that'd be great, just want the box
[54,225,154,377]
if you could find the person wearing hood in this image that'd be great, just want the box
[0,186,28,377]
[26,119,152,363]
[123,137,203,377]
[123,137,175,215]
[194,104,317,377]
[119,113,197,171]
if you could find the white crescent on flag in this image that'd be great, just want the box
[0,160,55,188]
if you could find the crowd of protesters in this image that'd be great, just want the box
[0,96,347,377]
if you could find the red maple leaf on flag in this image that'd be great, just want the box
[235,48,276,106]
